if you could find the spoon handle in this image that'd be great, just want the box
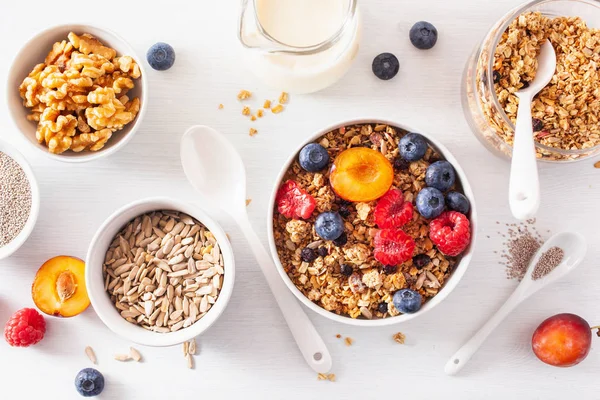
[234,212,333,373]
[509,95,540,220]
[444,284,530,375]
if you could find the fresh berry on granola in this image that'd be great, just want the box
[416,187,445,219]
[299,143,330,172]
[276,180,316,219]
[425,161,456,192]
[399,132,428,161]
[373,229,415,266]
[446,191,470,214]
[272,123,472,319]
[393,288,422,313]
[329,147,394,202]
[429,211,471,257]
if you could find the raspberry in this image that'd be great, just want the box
[374,189,413,229]
[373,229,415,266]
[276,180,316,220]
[4,308,46,347]
[429,211,471,256]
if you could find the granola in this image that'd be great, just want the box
[479,12,600,159]
[18,32,141,154]
[272,123,464,319]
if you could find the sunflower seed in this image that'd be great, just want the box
[115,354,132,362]
[85,346,97,364]
[188,338,197,355]
[129,347,142,362]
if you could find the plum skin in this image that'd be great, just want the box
[532,313,592,367]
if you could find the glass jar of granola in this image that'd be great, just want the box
[462,0,600,162]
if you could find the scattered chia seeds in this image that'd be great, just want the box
[0,152,32,247]
[532,246,564,280]
[498,219,545,281]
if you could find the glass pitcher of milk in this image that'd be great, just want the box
[238,0,361,94]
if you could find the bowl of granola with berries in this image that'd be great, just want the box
[268,120,477,325]
[7,24,147,162]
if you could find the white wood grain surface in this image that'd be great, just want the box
[1,1,599,398]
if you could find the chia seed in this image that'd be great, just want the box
[532,246,564,280]
[0,152,32,247]
[500,219,545,281]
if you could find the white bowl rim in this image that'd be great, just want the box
[85,197,235,346]
[267,118,478,326]
[0,138,40,260]
[6,23,148,163]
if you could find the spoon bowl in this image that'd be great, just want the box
[445,231,586,376]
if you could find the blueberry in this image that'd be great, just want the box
[393,289,422,314]
[493,70,501,84]
[383,265,397,274]
[332,231,348,247]
[532,118,544,132]
[340,264,353,276]
[315,212,344,241]
[338,205,351,218]
[394,157,410,171]
[399,133,428,161]
[372,53,399,80]
[75,368,104,397]
[416,187,445,219]
[409,21,438,50]
[412,254,431,269]
[147,42,175,71]
[317,247,329,257]
[378,302,389,313]
[301,248,317,263]
[446,191,470,214]
[299,143,330,172]
[425,161,456,192]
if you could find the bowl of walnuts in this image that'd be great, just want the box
[6,24,147,162]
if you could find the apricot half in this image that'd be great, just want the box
[329,147,394,202]
[32,256,90,317]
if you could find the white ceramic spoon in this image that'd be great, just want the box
[445,231,586,376]
[509,40,556,220]
[180,125,332,374]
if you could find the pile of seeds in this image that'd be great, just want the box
[532,246,564,280]
[103,210,224,333]
[0,152,32,247]
[498,219,544,281]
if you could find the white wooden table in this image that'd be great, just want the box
[1,1,599,398]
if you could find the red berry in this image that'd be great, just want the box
[373,229,415,266]
[4,308,46,347]
[429,211,471,256]
[276,180,316,220]
[374,189,413,229]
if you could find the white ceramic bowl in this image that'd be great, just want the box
[6,24,147,163]
[267,118,477,326]
[0,139,40,260]
[86,197,235,346]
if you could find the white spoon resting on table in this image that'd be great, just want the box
[445,231,586,376]
[180,125,332,374]
[509,40,556,220]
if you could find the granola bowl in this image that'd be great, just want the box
[463,0,600,162]
[267,119,477,326]
[86,197,235,346]
[6,24,147,163]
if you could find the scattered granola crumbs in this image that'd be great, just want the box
[393,332,406,344]
[251,115,257,121]
[249,128,258,137]
[271,104,284,114]
[317,373,336,382]
[237,90,252,100]
[218,103,224,109]
[246,198,252,206]
[595,160,600,169]
[263,99,272,108]
[344,337,353,346]
[242,106,251,116]
[327,373,336,382]
[279,92,288,104]
[257,109,264,118]
[335,334,341,339]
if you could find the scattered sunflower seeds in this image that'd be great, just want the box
[129,347,142,362]
[114,354,132,362]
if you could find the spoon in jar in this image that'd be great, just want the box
[180,125,332,374]
[444,231,586,376]
[509,40,556,220]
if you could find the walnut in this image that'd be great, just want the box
[285,220,311,243]
[114,56,141,79]
[44,40,73,69]
[71,129,113,152]
[36,108,77,154]
[362,269,382,289]
[68,32,116,60]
